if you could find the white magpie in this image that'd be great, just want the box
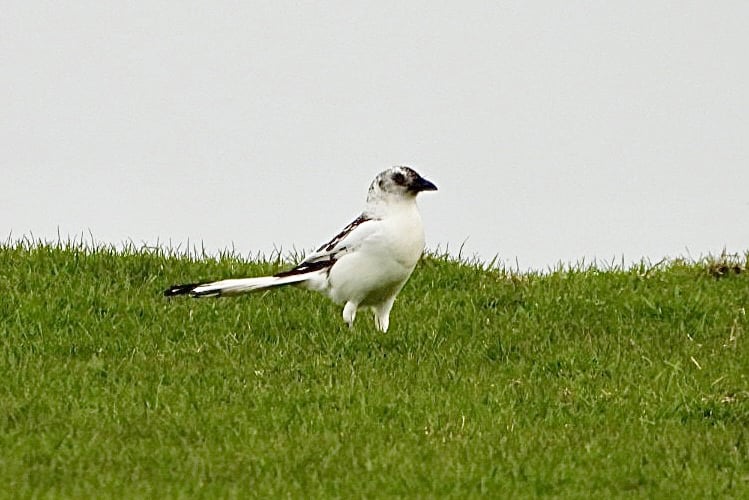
[164,166,437,332]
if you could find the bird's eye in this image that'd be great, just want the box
[392,172,406,185]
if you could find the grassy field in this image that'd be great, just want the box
[1,241,748,498]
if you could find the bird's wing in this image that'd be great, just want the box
[274,214,381,277]
[164,214,384,297]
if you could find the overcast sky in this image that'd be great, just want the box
[3,1,748,271]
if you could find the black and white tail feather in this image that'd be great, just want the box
[164,166,437,332]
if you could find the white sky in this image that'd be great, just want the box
[2,1,748,271]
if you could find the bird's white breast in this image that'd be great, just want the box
[326,202,425,306]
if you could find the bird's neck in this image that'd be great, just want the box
[364,196,419,219]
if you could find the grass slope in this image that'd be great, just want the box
[1,242,748,498]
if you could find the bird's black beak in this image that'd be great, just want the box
[410,175,438,193]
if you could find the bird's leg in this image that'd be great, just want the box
[373,296,396,333]
[342,301,358,328]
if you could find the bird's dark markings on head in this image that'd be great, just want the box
[274,259,335,277]
[392,172,406,185]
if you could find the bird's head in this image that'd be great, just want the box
[367,166,437,204]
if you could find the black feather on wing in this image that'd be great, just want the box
[273,214,376,278]
[164,282,205,296]
[273,259,335,278]
[315,214,371,253]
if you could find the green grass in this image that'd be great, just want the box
[1,241,748,498]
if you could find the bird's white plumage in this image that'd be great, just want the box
[165,166,437,332]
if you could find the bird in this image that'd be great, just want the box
[164,166,437,332]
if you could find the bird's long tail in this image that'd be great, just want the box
[164,273,311,298]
